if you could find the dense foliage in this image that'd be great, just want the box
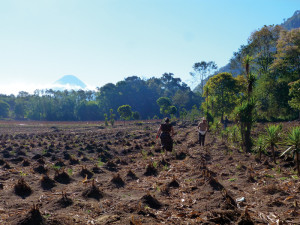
[0,74,200,121]
[225,26,300,121]
[203,72,242,121]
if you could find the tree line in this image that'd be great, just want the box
[200,25,299,123]
[0,74,201,121]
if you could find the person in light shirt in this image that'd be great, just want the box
[197,117,208,146]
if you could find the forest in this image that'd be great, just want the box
[0,11,299,123]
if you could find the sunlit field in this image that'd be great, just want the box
[0,120,299,224]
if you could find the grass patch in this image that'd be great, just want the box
[265,174,274,178]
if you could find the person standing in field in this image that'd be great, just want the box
[197,117,208,146]
[157,117,175,153]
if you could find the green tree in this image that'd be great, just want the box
[179,108,187,121]
[169,106,177,118]
[117,105,132,125]
[188,105,201,121]
[104,113,109,126]
[288,79,300,119]
[271,28,300,81]
[190,61,217,95]
[0,100,10,118]
[230,25,282,76]
[203,72,241,121]
[110,109,115,126]
[172,90,190,109]
[156,97,172,117]
[76,101,100,121]
[132,111,140,120]
[14,101,26,119]
[229,25,299,120]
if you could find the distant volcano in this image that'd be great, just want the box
[53,75,87,90]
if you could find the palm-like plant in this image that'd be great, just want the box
[235,98,256,152]
[254,135,267,161]
[265,124,282,164]
[228,125,239,144]
[280,127,300,175]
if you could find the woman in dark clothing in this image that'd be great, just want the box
[157,118,175,152]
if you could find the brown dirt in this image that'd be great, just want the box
[0,120,299,224]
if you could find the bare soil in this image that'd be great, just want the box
[0,120,299,224]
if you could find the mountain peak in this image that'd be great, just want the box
[54,75,87,90]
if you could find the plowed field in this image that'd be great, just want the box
[0,120,299,224]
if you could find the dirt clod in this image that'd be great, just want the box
[82,181,104,201]
[141,193,162,209]
[16,204,45,225]
[14,178,32,198]
[40,174,56,190]
[144,163,158,176]
[111,173,125,187]
[56,192,73,208]
[54,171,71,184]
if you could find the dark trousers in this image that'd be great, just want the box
[199,133,206,146]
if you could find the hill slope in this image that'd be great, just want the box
[193,10,300,92]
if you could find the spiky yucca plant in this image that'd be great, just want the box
[280,126,300,175]
[254,135,267,161]
[235,55,256,153]
[235,98,256,152]
[228,125,239,143]
[265,124,282,164]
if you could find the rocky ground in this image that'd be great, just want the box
[0,120,299,224]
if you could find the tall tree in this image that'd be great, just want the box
[203,72,241,121]
[156,97,172,117]
[14,101,26,119]
[190,61,217,94]
[288,79,300,119]
[271,28,300,81]
[231,25,282,76]
[0,100,10,118]
[117,105,132,125]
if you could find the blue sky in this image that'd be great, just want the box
[0,0,299,95]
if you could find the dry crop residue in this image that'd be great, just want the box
[0,120,299,224]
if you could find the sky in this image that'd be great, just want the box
[0,0,299,95]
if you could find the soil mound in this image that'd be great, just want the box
[14,178,32,198]
[16,205,45,225]
[141,193,162,209]
[82,181,104,201]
